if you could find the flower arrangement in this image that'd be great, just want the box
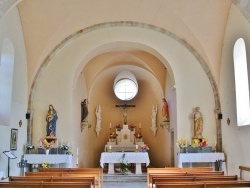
[128,124,136,130]
[176,138,187,148]
[116,124,122,131]
[26,145,35,150]
[41,163,51,168]
[67,148,73,154]
[120,153,129,174]
[59,143,70,150]
[141,144,149,151]
[108,132,117,139]
[40,138,54,150]
[134,132,143,139]
[192,138,207,148]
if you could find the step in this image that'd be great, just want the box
[103,172,147,182]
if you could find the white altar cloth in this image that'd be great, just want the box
[100,152,150,174]
[178,153,227,174]
[0,171,5,179]
[24,154,73,168]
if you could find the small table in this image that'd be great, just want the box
[178,152,227,174]
[0,171,5,179]
[24,154,73,169]
[100,152,150,174]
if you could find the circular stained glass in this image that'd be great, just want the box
[114,78,138,101]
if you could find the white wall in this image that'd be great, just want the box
[221,4,250,178]
[0,7,28,177]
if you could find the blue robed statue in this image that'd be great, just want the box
[46,104,58,137]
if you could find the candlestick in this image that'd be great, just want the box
[136,145,138,149]
[76,157,79,164]
[109,145,111,150]
[110,123,111,128]
[76,148,79,155]
[214,135,217,146]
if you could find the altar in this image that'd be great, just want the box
[24,154,73,170]
[178,153,227,174]
[104,124,145,152]
[100,152,150,174]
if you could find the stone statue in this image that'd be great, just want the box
[81,99,88,122]
[193,107,203,138]
[95,105,102,136]
[151,104,158,136]
[46,104,58,137]
[162,98,170,122]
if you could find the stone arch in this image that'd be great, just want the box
[27,21,222,151]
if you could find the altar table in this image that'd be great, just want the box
[24,154,73,168]
[178,152,227,174]
[100,152,150,174]
[0,171,5,179]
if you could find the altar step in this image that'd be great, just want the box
[103,173,147,182]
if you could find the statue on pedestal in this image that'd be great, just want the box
[81,99,88,122]
[95,105,102,136]
[193,107,203,138]
[151,104,158,136]
[162,98,170,122]
[46,104,58,137]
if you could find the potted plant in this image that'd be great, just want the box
[141,144,149,152]
[120,153,129,175]
[58,143,70,154]
[26,145,35,154]
[40,138,54,154]
[128,124,136,131]
[192,138,207,152]
[134,132,143,142]
[176,138,187,153]
[116,124,122,131]
[108,132,117,142]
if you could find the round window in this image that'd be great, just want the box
[113,71,138,101]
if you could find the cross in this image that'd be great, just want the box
[115,101,136,124]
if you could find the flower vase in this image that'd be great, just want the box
[45,149,50,155]
[141,149,147,152]
[198,147,204,153]
[179,147,186,153]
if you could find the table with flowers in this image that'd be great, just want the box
[178,152,227,174]
[100,152,150,174]
[24,154,73,170]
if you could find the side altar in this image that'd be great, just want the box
[104,124,144,152]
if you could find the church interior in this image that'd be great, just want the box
[1,0,250,186]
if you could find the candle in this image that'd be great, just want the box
[61,139,63,145]
[214,135,217,146]
[76,157,79,164]
[109,145,111,149]
[139,123,141,128]
[110,123,111,128]
[136,145,138,149]
[76,148,79,155]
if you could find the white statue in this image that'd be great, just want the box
[151,104,158,136]
[95,105,102,136]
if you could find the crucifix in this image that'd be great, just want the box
[115,101,136,125]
